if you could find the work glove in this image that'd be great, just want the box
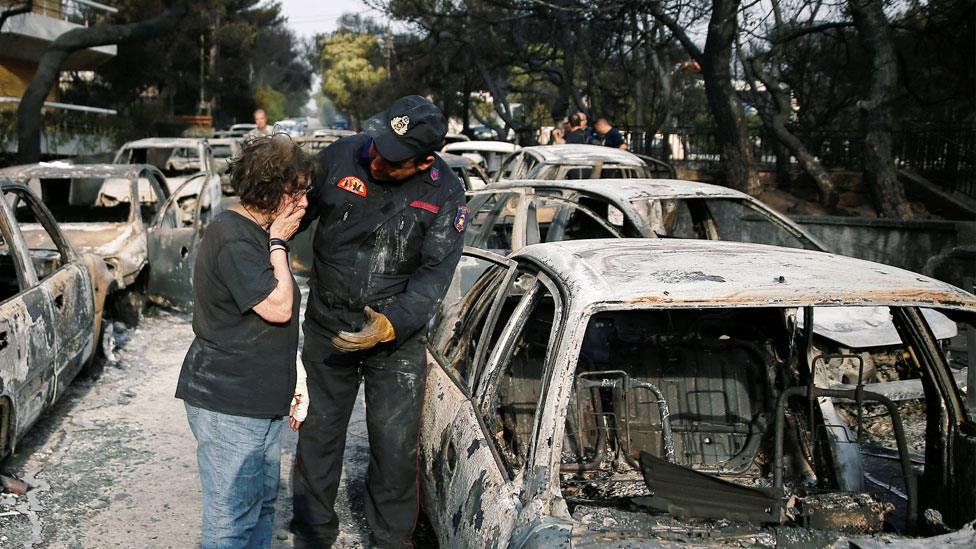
[331,306,396,352]
[290,355,309,431]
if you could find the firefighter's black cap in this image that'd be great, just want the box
[363,95,447,163]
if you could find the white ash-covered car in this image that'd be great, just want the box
[0,180,114,459]
[495,144,675,182]
[442,140,520,180]
[461,178,957,352]
[442,152,491,191]
[113,137,221,197]
[0,163,224,317]
[423,240,976,547]
[298,130,357,154]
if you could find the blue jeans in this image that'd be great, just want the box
[185,402,284,549]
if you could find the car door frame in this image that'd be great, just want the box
[525,194,625,244]
[424,248,523,547]
[145,172,211,310]
[465,188,533,253]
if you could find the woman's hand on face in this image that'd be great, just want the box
[269,200,305,241]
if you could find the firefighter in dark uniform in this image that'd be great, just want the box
[291,96,467,548]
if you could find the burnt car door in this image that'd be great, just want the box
[425,249,522,546]
[146,173,211,309]
[4,186,94,400]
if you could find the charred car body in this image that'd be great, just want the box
[423,240,976,546]
[461,178,958,354]
[495,145,674,182]
[113,137,221,197]
[0,180,114,459]
[0,163,223,315]
[442,140,521,180]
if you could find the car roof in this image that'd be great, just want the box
[486,178,750,201]
[120,137,205,148]
[0,162,147,179]
[512,239,976,312]
[442,141,520,154]
[521,144,645,165]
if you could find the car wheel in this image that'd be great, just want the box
[108,288,145,327]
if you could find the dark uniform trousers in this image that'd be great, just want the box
[290,134,466,548]
[292,334,425,548]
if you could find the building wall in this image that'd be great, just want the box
[0,56,57,101]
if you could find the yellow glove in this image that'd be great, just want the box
[331,306,396,352]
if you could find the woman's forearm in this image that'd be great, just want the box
[252,248,294,323]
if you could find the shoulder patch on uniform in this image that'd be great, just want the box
[454,205,470,233]
[337,176,367,197]
[430,167,440,181]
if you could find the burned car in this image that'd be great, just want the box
[442,152,491,191]
[465,178,827,254]
[442,140,520,180]
[0,180,114,460]
[495,144,674,182]
[113,137,221,196]
[0,163,223,316]
[461,178,957,353]
[423,240,976,546]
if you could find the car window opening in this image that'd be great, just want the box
[4,189,66,282]
[0,214,21,302]
[490,280,556,476]
[557,307,961,538]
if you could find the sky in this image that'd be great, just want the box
[279,0,382,40]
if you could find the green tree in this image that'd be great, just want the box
[253,85,287,122]
[320,32,387,129]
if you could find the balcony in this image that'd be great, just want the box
[0,0,118,70]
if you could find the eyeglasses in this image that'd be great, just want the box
[291,183,312,198]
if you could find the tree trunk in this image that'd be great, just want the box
[16,7,185,163]
[849,0,912,218]
[700,0,761,195]
[747,58,838,209]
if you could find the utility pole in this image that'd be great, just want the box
[385,21,392,74]
[198,34,207,115]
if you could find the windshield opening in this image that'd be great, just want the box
[559,305,967,539]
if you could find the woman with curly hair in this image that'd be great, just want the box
[176,135,313,548]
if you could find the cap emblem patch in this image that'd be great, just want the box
[454,205,470,233]
[390,115,410,136]
[337,176,367,197]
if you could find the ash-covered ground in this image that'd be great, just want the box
[0,280,378,548]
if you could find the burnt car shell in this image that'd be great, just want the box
[422,240,976,547]
[0,180,109,459]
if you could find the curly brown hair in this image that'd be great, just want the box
[228,134,314,214]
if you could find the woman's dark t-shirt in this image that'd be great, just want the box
[175,210,299,418]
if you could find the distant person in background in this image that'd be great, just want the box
[595,118,627,150]
[564,113,593,144]
[246,109,273,138]
[547,126,566,144]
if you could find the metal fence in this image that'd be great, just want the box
[623,125,976,199]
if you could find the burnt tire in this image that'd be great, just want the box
[108,288,145,327]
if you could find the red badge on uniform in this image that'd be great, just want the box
[337,176,367,197]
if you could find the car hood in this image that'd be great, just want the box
[20,222,137,258]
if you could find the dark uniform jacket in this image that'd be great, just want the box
[301,134,466,354]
